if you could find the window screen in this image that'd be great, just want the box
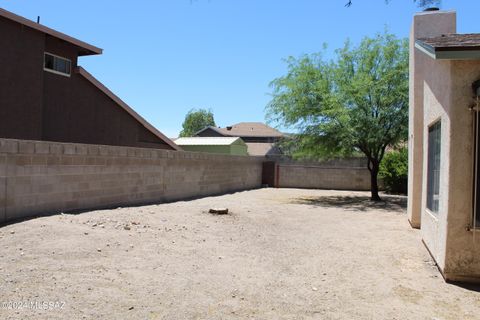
[473,112,480,228]
[44,53,71,76]
[427,121,441,213]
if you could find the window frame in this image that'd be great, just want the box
[43,52,72,77]
[426,119,442,214]
[472,111,480,229]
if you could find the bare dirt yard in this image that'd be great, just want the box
[1,188,479,320]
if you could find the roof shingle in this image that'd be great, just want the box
[205,122,284,138]
[417,33,480,51]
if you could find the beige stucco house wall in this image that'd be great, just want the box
[409,9,480,283]
[407,10,456,228]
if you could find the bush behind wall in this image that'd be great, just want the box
[380,147,408,194]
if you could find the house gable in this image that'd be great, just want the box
[0,8,178,150]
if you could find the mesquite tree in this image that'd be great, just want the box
[266,33,408,201]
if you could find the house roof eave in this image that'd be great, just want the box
[0,8,102,56]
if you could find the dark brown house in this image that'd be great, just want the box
[0,8,178,150]
[196,122,284,156]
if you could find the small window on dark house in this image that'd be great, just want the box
[44,53,71,76]
[427,121,441,213]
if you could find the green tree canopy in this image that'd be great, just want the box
[266,32,409,201]
[179,108,216,137]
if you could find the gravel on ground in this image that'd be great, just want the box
[0,188,479,320]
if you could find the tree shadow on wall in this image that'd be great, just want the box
[290,194,407,213]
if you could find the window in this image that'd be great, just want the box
[44,53,71,76]
[427,121,441,213]
[473,112,480,228]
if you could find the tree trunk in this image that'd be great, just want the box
[368,159,382,201]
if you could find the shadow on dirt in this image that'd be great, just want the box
[291,194,407,213]
[450,281,480,293]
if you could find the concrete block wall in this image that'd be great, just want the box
[276,158,371,191]
[0,139,263,223]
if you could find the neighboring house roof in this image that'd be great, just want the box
[415,33,480,60]
[197,122,284,138]
[76,67,180,151]
[0,8,102,56]
[175,137,245,146]
[245,143,281,156]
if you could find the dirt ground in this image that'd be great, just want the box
[0,188,479,320]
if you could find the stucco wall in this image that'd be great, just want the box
[408,10,456,228]
[409,10,480,283]
[421,57,480,282]
[421,58,452,272]
[276,158,371,191]
[0,139,263,224]
[443,60,480,280]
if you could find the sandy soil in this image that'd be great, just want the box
[0,188,479,320]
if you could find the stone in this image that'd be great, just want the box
[209,208,229,215]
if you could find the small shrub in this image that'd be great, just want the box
[380,147,408,194]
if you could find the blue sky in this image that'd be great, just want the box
[1,0,478,137]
